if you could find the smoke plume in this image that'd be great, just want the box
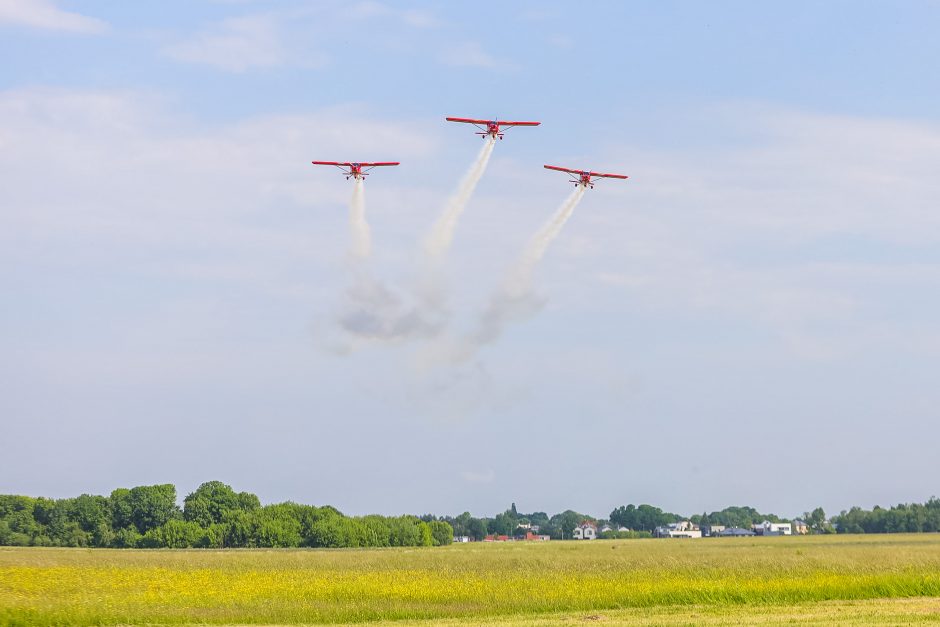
[335,179,441,346]
[423,136,496,260]
[348,178,370,260]
[472,185,587,349]
[419,135,497,311]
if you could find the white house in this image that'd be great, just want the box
[752,521,792,536]
[572,521,597,540]
[453,535,470,543]
[654,521,702,538]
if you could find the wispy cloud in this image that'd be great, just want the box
[441,41,515,70]
[401,9,439,28]
[347,2,438,27]
[556,104,940,360]
[164,4,444,73]
[0,86,436,278]
[163,14,327,72]
[0,0,107,34]
[347,1,391,19]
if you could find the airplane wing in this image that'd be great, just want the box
[544,165,580,174]
[358,162,400,167]
[497,120,541,127]
[588,171,629,179]
[446,117,490,124]
[311,161,352,166]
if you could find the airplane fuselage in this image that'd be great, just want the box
[347,163,363,180]
[475,122,503,140]
[578,172,594,188]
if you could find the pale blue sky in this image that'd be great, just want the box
[2,1,939,519]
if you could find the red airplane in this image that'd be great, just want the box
[311,161,399,180]
[544,165,629,189]
[445,117,540,140]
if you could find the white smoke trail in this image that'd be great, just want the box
[418,136,497,313]
[333,178,442,347]
[470,185,587,350]
[417,186,587,366]
[348,178,370,260]
[424,136,496,260]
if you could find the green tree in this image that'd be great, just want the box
[0,495,36,519]
[109,488,134,531]
[610,504,637,530]
[805,507,829,533]
[248,504,303,548]
[72,494,110,533]
[552,510,585,539]
[418,521,434,547]
[183,481,260,527]
[199,523,226,548]
[428,520,453,546]
[221,510,254,547]
[112,526,142,548]
[161,520,206,548]
[307,513,362,548]
[357,515,392,547]
[467,517,488,541]
[93,521,115,547]
[127,484,180,534]
[7,509,42,539]
[388,516,424,546]
[491,512,516,536]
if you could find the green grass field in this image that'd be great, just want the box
[2,534,940,626]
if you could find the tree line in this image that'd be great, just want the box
[830,499,940,534]
[2,482,939,549]
[0,481,452,549]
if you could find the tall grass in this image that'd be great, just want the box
[2,534,940,625]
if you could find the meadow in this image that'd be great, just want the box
[2,534,940,626]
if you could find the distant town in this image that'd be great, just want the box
[457,518,805,543]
